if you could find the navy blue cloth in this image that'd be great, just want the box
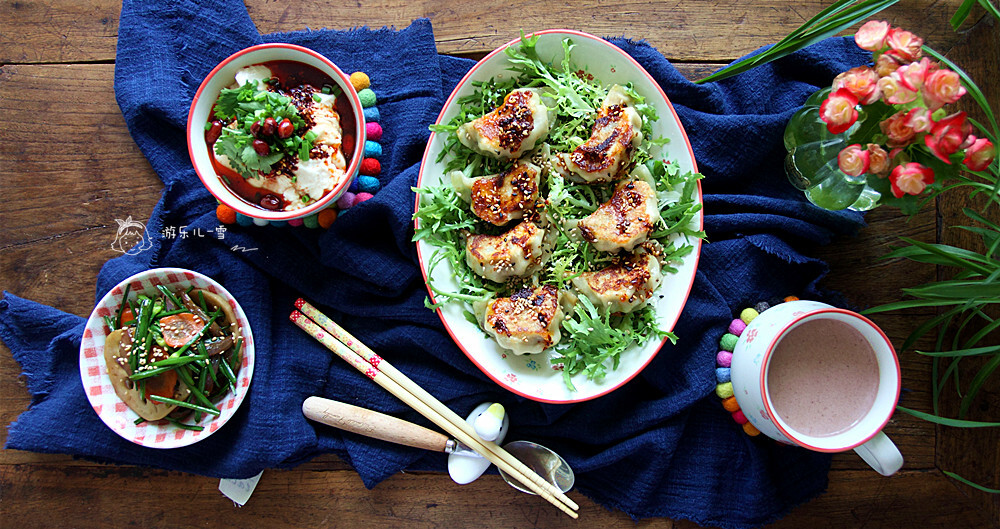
[0,1,872,527]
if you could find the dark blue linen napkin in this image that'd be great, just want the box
[0,1,873,527]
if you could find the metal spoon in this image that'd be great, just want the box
[302,396,575,493]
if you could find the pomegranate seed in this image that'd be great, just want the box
[252,139,270,155]
[206,121,223,144]
[278,119,294,139]
[262,117,277,136]
[259,194,282,210]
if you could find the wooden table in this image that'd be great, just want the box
[2,1,998,527]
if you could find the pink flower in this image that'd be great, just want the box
[896,58,935,92]
[874,53,902,77]
[855,21,891,51]
[923,68,967,110]
[880,110,918,148]
[889,162,935,198]
[905,107,932,133]
[924,112,971,164]
[885,27,923,62]
[838,144,870,176]
[963,137,996,172]
[867,144,890,176]
[819,88,859,134]
[878,73,918,105]
[833,66,881,105]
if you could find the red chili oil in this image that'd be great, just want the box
[205,60,356,211]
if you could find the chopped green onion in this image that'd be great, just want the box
[312,93,322,102]
[156,284,184,308]
[164,417,204,431]
[147,395,220,417]
[176,366,219,411]
[198,290,208,314]
[134,417,146,425]
[220,356,238,390]
[115,284,132,328]
[168,313,220,358]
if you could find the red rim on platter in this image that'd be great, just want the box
[186,43,366,221]
[79,268,255,448]
[414,30,704,403]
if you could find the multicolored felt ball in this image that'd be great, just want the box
[719,333,739,352]
[337,192,356,209]
[716,351,733,368]
[357,175,380,193]
[216,204,237,224]
[715,382,734,399]
[715,367,731,384]
[302,214,320,229]
[235,212,254,227]
[721,397,740,412]
[318,208,338,228]
[366,122,383,141]
[352,192,374,207]
[358,88,377,108]
[363,141,382,158]
[350,71,370,91]
[288,218,304,227]
[360,158,381,176]
[740,308,759,324]
[363,106,380,122]
[728,318,747,336]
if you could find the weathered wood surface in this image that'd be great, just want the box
[1,0,998,527]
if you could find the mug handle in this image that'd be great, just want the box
[853,431,903,476]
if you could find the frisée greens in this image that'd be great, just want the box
[413,34,704,391]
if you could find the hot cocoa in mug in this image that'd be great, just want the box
[731,300,903,476]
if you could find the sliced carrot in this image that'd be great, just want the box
[120,306,135,326]
[159,312,203,348]
[146,370,178,401]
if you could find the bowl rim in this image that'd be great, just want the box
[413,29,704,404]
[186,42,366,220]
[79,267,255,448]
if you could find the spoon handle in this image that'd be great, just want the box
[303,396,451,453]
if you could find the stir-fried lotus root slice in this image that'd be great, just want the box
[465,220,548,283]
[571,251,663,314]
[576,178,660,253]
[190,289,243,346]
[553,85,643,183]
[450,160,542,226]
[457,88,551,160]
[473,285,565,355]
[104,329,191,421]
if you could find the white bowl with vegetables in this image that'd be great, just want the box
[187,43,365,220]
[80,268,254,448]
[414,30,703,403]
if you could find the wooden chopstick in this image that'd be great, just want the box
[290,302,580,518]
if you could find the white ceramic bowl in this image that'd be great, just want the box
[186,43,366,221]
[415,30,703,403]
[80,268,255,448]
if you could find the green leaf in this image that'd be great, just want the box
[950,0,977,29]
[959,352,1000,419]
[917,345,1000,357]
[896,406,1000,427]
[943,471,1000,494]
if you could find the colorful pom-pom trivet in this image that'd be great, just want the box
[712,297,799,437]
[350,71,370,91]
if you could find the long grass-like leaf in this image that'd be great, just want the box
[959,353,1000,418]
[696,0,898,84]
[896,406,1000,427]
[918,345,1000,357]
[951,0,978,29]
[976,0,1000,21]
[963,315,1000,350]
[943,471,1000,494]
[903,281,1000,300]
[901,304,968,352]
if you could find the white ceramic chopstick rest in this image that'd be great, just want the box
[448,402,509,485]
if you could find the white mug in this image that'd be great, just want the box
[731,300,904,476]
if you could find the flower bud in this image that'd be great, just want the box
[838,144,871,177]
[819,88,860,134]
[867,144,890,176]
[963,138,996,172]
[832,66,881,105]
[923,69,967,110]
[889,162,935,198]
[886,27,923,62]
[855,21,891,51]
[879,73,919,105]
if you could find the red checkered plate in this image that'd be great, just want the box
[79,267,255,448]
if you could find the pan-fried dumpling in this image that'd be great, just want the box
[571,252,662,313]
[450,160,541,226]
[576,178,660,253]
[466,220,546,283]
[473,285,565,355]
[552,85,643,182]
[457,89,551,160]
